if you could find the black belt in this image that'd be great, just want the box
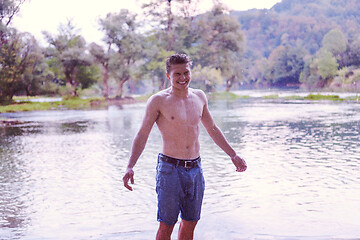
[159,153,200,169]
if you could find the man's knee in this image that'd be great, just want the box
[156,222,175,240]
[180,219,198,229]
[178,220,198,240]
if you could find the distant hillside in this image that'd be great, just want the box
[231,0,360,58]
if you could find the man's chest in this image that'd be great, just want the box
[160,97,204,126]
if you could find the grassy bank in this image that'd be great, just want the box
[0,97,109,113]
[1,93,359,113]
[208,91,250,100]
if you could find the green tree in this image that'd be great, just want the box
[19,33,53,96]
[0,30,45,103]
[191,64,222,92]
[265,45,305,87]
[344,35,360,67]
[321,29,347,56]
[141,0,202,91]
[300,49,339,89]
[0,0,26,45]
[89,42,111,98]
[142,0,202,52]
[99,10,144,98]
[317,49,338,80]
[247,57,268,87]
[299,57,321,90]
[143,46,175,91]
[43,20,92,97]
[196,4,245,91]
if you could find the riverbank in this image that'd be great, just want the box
[208,91,359,101]
[0,92,359,113]
[0,96,139,113]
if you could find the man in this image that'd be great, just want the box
[123,53,247,240]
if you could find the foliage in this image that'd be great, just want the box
[0,30,47,103]
[89,42,110,98]
[43,20,93,97]
[317,49,338,80]
[2,0,360,104]
[142,46,175,91]
[195,4,245,91]
[191,65,222,92]
[321,29,347,56]
[233,0,360,90]
[0,0,26,44]
[98,9,144,98]
[265,45,306,87]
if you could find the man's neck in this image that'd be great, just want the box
[170,86,190,98]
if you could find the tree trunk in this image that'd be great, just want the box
[166,0,173,51]
[103,63,109,99]
[226,75,235,92]
[117,78,128,98]
[159,77,168,90]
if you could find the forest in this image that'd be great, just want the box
[0,0,359,104]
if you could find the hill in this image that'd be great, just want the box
[230,0,360,89]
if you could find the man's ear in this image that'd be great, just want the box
[166,73,170,80]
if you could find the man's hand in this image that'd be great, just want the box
[123,168,135,191]
[231,155,247,172]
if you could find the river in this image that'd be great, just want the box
[1,96,359,239]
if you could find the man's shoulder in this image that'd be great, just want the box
[146,89,170,105]
[151,89,170,99]
[190,88,207,101]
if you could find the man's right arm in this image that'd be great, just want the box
[123,95,160,191]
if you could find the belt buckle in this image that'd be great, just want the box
[184,160,192,168]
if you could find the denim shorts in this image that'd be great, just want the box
[156,153,205,225]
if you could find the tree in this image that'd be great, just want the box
[317,49,338,80]
[141,0,203,91]
[143,46,175,91]
[321,29,347,56]
[142,0,202,52]
[265,45,305,87]
[300,49,339,89]
[19,33,51,96]
[247,57,268,87]
[196,4,245,91]
[43,20,92,97]
[0,0,26,45]
[99,10,144,98]
[343,35,360,67]
[89,42,111,98]
[191,64,222,92]
[0,30,46,103]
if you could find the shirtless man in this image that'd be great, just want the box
[123,53,247,240]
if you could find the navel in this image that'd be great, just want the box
[171,116,175,120]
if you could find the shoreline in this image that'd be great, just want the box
[1,92,359,114]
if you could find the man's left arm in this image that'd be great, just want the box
[199,92,247,172]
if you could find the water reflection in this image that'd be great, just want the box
[0,100,359,239]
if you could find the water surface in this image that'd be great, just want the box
[1,98,359,239]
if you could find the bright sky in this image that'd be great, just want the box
[12,0,282,46]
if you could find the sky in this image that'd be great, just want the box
[12,0,282,46]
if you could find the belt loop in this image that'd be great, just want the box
[175,159,179,168]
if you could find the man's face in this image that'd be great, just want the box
[166,63,191,89]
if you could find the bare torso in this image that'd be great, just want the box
[155,88,205,159]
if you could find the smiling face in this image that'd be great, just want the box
[166,63,191,90]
